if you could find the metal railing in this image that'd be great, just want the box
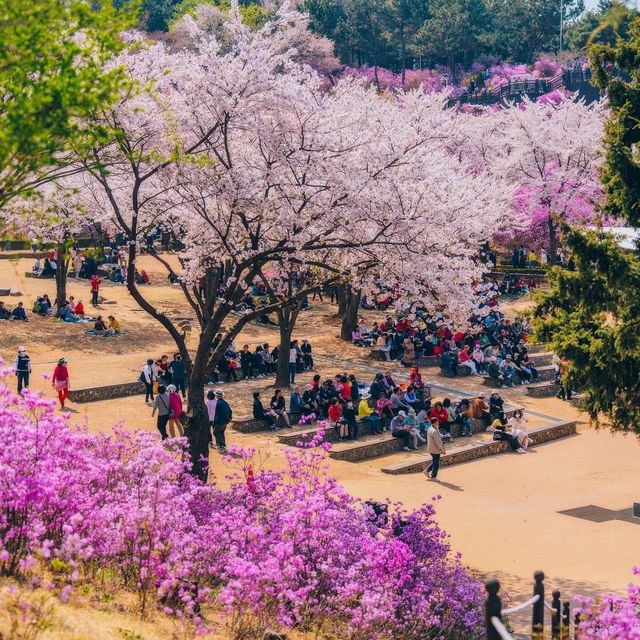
[485,571,579,640]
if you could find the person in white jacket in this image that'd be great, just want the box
[141,358,156,405]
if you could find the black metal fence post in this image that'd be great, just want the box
[561,601,570,640]
[575,612,581,640]
[485,579,502,640]
[532,570,545,639]
[551,589,561,639]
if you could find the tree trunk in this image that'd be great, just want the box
[55,242,69,309]
[336,284,347,317]
[548,216,558,262]
[275,304,301,388]
[340,287,362,341]
[185,399,210,484]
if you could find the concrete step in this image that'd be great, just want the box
[483,365,555,388]
[381,420,577,474]
[325,406,521,462]
[526,381,560,398]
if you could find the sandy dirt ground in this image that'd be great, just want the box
[1,255,639,634]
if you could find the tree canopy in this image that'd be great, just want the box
[0,0,134,208]
[535,14,640,434]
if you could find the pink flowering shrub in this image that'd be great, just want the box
[575,570,640,639]
[0,376,484,639]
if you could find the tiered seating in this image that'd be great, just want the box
[482,364,556,387]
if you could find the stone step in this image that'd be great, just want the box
[381,420,577,474]
[526,381,560,398]
[483,365,555,387]
[68,381,145,403]
[231,413,303,433]
[325,406,521,462]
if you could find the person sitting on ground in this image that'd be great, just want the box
[390,411,415,451]
[10,302,27,321]
[489,390,505,424]
[328,396,348,440]
[93,315,107,335]
[140,270,150,284]
[488,419,526,453]
[41,258,55,277]
[358,394,382,434]
[508,409,530,450]
[390,387,410,414]
[60,302,81,322]
[253,391,277,430]
[32,259,42,276]
[106,315,122,335]
[472,392,491,428]
[270,389,290,428]
[0,301,10,320]
[73,299,85,318]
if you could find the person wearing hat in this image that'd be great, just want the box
[486,356,508,387]
[488,419,526,453]
[499,355,518,386]
[425,417,446,480]
[14,346,31,394]
[390,411,414,450]
[406,407,426,447]
[52,358,70,409]
[358,394,382,435]
[212,388,232,451]
[472,392,491,428]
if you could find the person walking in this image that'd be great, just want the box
[212,388,232,451]
[424,417,446,480]
[141,359,155,405]
[151,384,171,440]
[166,385,184,438]
[52,358,70,410]
[289,340,299,384]
[14,346,31,394]
[90,273,101,307]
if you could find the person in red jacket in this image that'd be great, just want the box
[429,401,451,437]
[52,358,70,409]
[328,397,348,440]
[90,274,101,307]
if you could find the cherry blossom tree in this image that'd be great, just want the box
[454,96,607,257]
[50,9,507,437]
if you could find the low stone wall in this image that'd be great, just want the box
[483,366,555,388]
[382,420,577,474]
[412,356,440,367]
[68,381,145,404]
[526,382,560,398]
[232,413,302,433]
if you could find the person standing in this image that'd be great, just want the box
[166,385,184,438]
[425,417,446,480]
[52,358,70,410]
[289,340,299,384]
[152,385,171,440]
[14,346,31,394]
[141,359,155,405]
[167,353,186,399]
[212,388,232,451]
[90,273,101,307]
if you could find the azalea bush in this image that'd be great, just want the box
[575,571,640,639]
[0,374,484,639]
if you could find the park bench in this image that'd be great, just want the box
[525,381,560,398]
[381,420,577,474]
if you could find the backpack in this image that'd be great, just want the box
[139,368,146,383]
